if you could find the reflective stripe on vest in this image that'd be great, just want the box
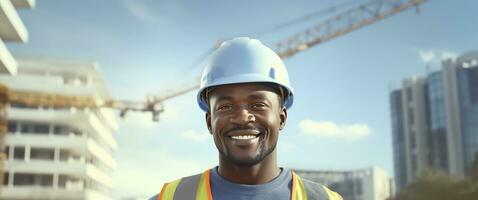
[157,169,341,200]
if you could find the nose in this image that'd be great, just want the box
[230,106,255,125]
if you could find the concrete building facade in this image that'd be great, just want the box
[294,167,391,200]
[1,57,118,200]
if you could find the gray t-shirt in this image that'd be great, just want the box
[210,167,292,200]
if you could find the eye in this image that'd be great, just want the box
[250,102,268,109]
[217,104,233,111]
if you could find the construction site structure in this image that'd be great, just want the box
[1,57,120,200]
[1,0,36,197]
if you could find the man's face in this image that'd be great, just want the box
[206,83,287,167]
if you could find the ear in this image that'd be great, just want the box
[279,106,287,130]
[206,111,213,135]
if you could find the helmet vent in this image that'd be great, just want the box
[268,67,276,79]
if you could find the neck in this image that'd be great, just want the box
[217,150,280,185]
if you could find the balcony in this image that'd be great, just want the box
[6,134,117,170]
[4,160,114,189]
[0,38,17,75]
[8,107,118,150]
[0,0,28,42]
[2,186,86,200]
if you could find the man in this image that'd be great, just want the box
[150,37,342,200]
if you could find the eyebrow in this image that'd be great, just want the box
[215,96,233,102]
[215,94,268,102]
[248,94,268,101]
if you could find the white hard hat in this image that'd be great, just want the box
[197,37,294,111]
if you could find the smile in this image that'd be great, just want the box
[230,135,259,140]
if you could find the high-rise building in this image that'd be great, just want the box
[390,51,478,192]
[390,76,430,191]
[294,167,391,200]
[1,57,118,200]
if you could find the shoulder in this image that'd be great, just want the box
[148,172,205,200]
[146,176,183,200]
[300,177,343,200]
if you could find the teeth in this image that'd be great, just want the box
[231,135,258,140]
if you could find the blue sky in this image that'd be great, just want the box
[8,0,478,198]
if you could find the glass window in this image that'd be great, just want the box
[53,125,68,135]
[407,87,413,102]
[410,130,416,149]
[468,67,478,104]
[356,179,362,195]
[408,107,414,125]
[3,173,8,186]
[13,173,33,186]
[13,173,53,187]
[20,122,49,134]
[58,175,67,188]
[5,146,9,159]
[412,154,418,173]
[59,149,69,161]
[13,146,25,160]
[30,148,54,161]
[7,121,17,133]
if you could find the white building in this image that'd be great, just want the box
[294,167,391,200]
[0,57,118,200]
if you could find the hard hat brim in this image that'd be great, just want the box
[197,74,294,112]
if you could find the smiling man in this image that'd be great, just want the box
[150,37,342,200]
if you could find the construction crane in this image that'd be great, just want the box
[142,0,428,117]
[2,0,428,124]
[0,0,428,191]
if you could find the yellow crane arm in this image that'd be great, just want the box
[275,0,428,58]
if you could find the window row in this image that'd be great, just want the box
[5,145,114,173]
[5,145,84,162]
[7,120,114,154]
[3,172,84,189]
[7,121,84,136]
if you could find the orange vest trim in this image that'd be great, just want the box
[195,169,213,200]
[157,182,168,200]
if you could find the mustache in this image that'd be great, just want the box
[223,125,264,134]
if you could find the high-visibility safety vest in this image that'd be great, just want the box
[156,169,343,200]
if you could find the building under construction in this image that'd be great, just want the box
[1,57,118,200]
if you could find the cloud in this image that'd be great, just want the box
[180,129,210,142]
[123,0,184,26]
[416,49,458,65]
[298,119,371,141]
[418,50,436,64]
[123,0,162,25]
